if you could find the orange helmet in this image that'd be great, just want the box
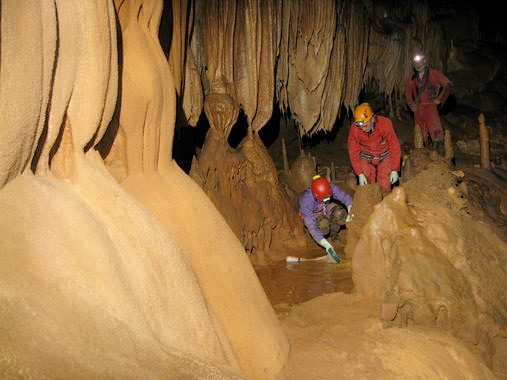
[311,175,332,202]
[354,103,373,127]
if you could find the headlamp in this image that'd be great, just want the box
[322,195,331,203]
[355,120,366,127]
[413,54,424,63]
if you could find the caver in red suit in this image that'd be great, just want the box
[405,51,452,150]
[347,103,401,194]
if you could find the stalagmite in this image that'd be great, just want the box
[414,123,424,148]
[478,113,490,168]
[344,184,382,257]
[444,128,454,164]
[331,161,335,181]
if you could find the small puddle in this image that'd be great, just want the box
[254,247,354,317]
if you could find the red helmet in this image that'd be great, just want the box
[311,175,332,202]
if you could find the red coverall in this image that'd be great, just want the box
[347,116,401,193]
[405,68,452,143]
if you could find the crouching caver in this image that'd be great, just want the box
[299,175,353,263]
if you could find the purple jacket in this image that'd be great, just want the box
[299,184,352,243]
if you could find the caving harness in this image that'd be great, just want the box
[359,150,391,166]
[355,115,392,166]
[413,66,439,104]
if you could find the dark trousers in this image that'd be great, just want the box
[316,205,347,238]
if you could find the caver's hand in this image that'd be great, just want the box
[319,238,332,250]
[358,174,367,186]
[390,171,399,184]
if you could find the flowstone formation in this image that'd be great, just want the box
[0,0,235,377]
[190,79,306,257]
[100,1,289,378]
[1,0,288,378]
[352,165,507,374]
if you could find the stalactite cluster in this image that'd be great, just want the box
[172,0,447,135]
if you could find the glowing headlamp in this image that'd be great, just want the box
[413,54,424,62]
[355,120,366,127]
[322,195,331,203]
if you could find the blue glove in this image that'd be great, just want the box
[358,173,367,186]
[326,246,341,263]
[319,239,341,263]
[390,171,399,184]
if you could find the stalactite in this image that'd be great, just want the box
[342,1,369,111]
[184,0,451,135]
[281,137,289,174]
[168,0,192,95]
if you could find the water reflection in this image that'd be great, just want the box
[254,253,354,317]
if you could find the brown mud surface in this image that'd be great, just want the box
[254,245,353,318]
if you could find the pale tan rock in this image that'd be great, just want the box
[0,0,56,187]
[444,128,454,163]
[182,50,204,126]
[414,123,424,148]
[1,0,286,378]
[168,0,191,95]
[1,1,245,378]
[106,1,290,378]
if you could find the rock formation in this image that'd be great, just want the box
[352,165,507,372]
[1,0,288,378]
[190,78,306,258]
[103,1,289,378]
